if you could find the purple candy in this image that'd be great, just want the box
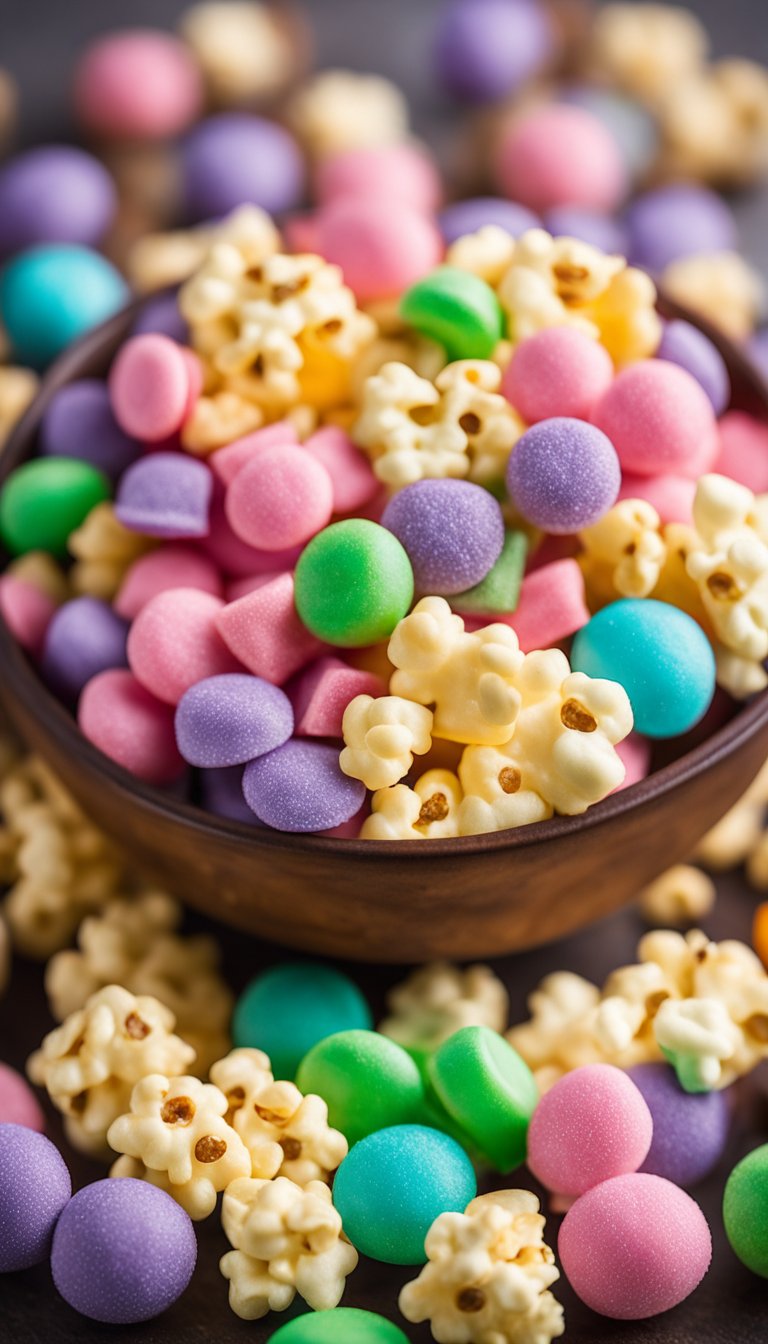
[199,765,259,824]
[51,1178,196,1324]
[131,290,188,345]
[0,146,117,256]
[544,206,628,257]
[506,417,621,534]
[243,739,365,832]
[627,1063,730,1188]
[41,597,129,701]
[434,0,555,103]
[657,320,731,416]
[748,328,768,384]
[0,1124,72,1272]
[625,185,738,274]
[381,479,504,595]
[438,197,540,244]
[175,672,294,767]
[181,114,304,221]
[40,379,141,482]
[116,452,213,538]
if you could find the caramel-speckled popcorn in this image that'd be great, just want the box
[587,3,708,103]
[639,864,716,928]
[180,2,298,104]
[287,69,409,156]
[360,769,464,840]
[580,500,667,603]
[340,694,433,790]
[236,1080,348,1187]
[68,503,156,601]
[658,60,768,187]
[507,973,604,1092]
[380,961,508,1060]
[661,252,763,342]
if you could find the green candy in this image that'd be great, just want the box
[294,519,414,648]
[723,1144,768,1276]
[232,963,372,1080]
[400,266,505,361]
[427,1025,538,1172]
[267,1308,410,1343]
[453,529,528,616]
[0,457,110,557]
[296,1029,425,1147]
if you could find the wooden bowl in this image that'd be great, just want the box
[2,304,768,963]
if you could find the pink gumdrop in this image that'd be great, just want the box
[283,212,321,253]
[618,472,696,525]
[495,105,628,213]
[592,360,717,478]
[0,576,57,656]
[74,30,204,140]
[303,426,379,515]
[528,1064,653,1198]
[211,423,299,487]
[109,335,193,443]
[202,483,302,578]
[558,1173,712,1319]
[525,533,580,574]
[315,198,443,303]
[216,571,325,685]
[0,1061,45,1130]
[289,656,388,737]
[613,734,651,792]
[114,545,223,620]
[79,668,185,784]
[503,327,614,424]
[226,573,284,602]
[713,410,768,494]
[127,588,241,705]
[502,558,588,652]
[315,144,443,214]
[180,347,204,420]
[225,444,334,551]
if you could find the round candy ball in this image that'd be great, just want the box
[233,963,373,1080]
[723,1144,768,1277]
[181,113,304,220]
[400,266,504,362]
[116,453,213,540]
[297,1030,424,1147]
[434,0,555,103]
[51,1178,196,1323]
[294,520,414,648]
[627,1063,729,1187]
[657,320,731,417]
[242,739,366,832]
[0,1064,44,1131]
[503,327,614,424]
[505,417,620,533]
[41,597,129,701]
[381,479,504,595]
[0,457,110,557]
[199,766,256,825]
[316,198,443,304]
[558,1173,711,1319]
[115,545,223,621]
[0,576,56,657]
[558,86,658,182]
[74,30,203,140]
[0,146,117,255]
[334,1124,476,1264]
[0,1124,71,1272]
[40,379,140,483]
[79,668,185,785]
[109,335,195,443]
[494,104,627,214]
[225,445,333,552]
[268,1308,410,1344]
[527,1064,653,1197]
[592,359,718,478]
[427,1025,538,1172]
[543,206,628,256]
[0,245,128,368]
[625,184,738,274]
[175,673,293,768]
[127,588,239,705]
[438,196,540,244]
[316,144,442,214]
[571,598,716,739]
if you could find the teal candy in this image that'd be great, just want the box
[400,266,504,361]
[570,598,716,740]
[333,1124,477,1264]
[267,1308,410,1342]
[0,245,128,368]
[296,1029,424,1146]
[232,963,372,1080]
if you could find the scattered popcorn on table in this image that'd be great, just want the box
[379,961,509,1063]
[587,2,708,104]
[639,864,716,927]
[286,69,409,156]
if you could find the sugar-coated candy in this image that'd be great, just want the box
[592,360,718,478]
[453,529,527,617]
[400,267,504,362]
[427,1025,538,1172]
[713,412,768,495]
[291,657,386,738]
[131,291,188,343]
[267,1308,410,1343]
[110,335,198,445]
[51,1178,196,1323]
[242,739,365,832]
[40,379,140,483]
[657,320,730,417]
[316,143,442,213]
[0,145,117,254]
[0,245,128,368]
[128,588,239,705]
[506,418,621,534]
[0,457,111,558]
[434,0,554,102]
[558,1173,711,1319]
[233,964,372,1081]
[303,426,379,515]
[199,766,256,825]
[495,105,627,213]
[625,184,738,274]
[627,1063,729,1187]
[0,576,56,657]
[74,30,203,139]
[382,479,504,596]
[723,1144,768,1277]
[216,571,325,684]
[297,1030,424,1147]
[0,1124,71,1272]
[316,198,443,304]
[0,1063,44,1131]
[504,559,589,652]
[175,673,293,768]
[78,669,185,785]
[503,327,614,426]
[41,597,129,701]
[204,483,303,579]
[559,85,658,181]
[334,1124,477,1265]
[527,1064,652,1197]
[115,545,222,620]
[438,197,539,245]
[617,472,696,526]
[225,444,333,552]
[181,114,304,220]
[295,520,414,647]
[212,423,299,487]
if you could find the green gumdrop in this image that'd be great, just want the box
[723,1144,768,1277]
[267,1308,410,1343]
[294,519,414,648]
[427,1025,538,1172]
[452,529,528,616]
[296,1029,425,1147]
[400,266,505,361]
[232,963,372,1080]
[0,457,110,557]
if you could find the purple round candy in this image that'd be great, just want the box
[0,1124,72,1272]
[506,417,621,534]
[627,1063,730,1188]
[116,452,213,538]
[381,479,504,595]
[544,206,628,257]
[131,290,188,344]
[0,146,117,256]
[181,114,304,221]
[243,739,365,833]
[625,185,738,274]
[434,0,555,103]
[41,597,129,701]
[40,379,141,483]
[51,1178,196,1324]
[176,672,294,767]
[657,320,731,416]
[199,765,259,824]
[748,328,768,384]
[438,197,539,245]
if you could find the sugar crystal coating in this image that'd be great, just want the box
[175,673,293,767]
[0,1123,72,1272]
[242,739,365,832]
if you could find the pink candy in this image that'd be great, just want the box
[713,410,768,494]
[315,198,443,303]
[614,733,652,791]
[0,1061,45,1130]
[216,571,325,685]
[109,335,197,443]
[495,104,628,213]
[0,576,56,656]
[592,360,717,478]
[202,483,303,578]
[303,427,379,515]
[225,444,334,551]
[211,423,299,487]
[315,144,443,214]
[618,472,696,525]
[289,656,387,737]
[74,30,204,140]
[504,558,589,652]
[79,668,184,784]
[114,545,223,620]
[127,588,241,705]
[503,327,614,424]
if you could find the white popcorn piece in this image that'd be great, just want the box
[446,225,517,288]
[380,961,509,1058]
[340,695,434,791]
[287,69,409,156]
[662,252,763,342]
[654,997,740,1091]
[588,2,708,103]
[639,864,716,928]
[361,770,464,841]
[579,500,667,601]
[227,1069,348,1186]
[180,2,298,104]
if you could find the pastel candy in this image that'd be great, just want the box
[506,418,621,533]
[216,571,325,684]
[543,205,628,256]
[115,453,213,539]
[131,292,188,344]
[109,335,196,443]
[294,520,414,648]
[181,113,304,220]
[381,479,504,595]
[0,245,128,368]
[175,673,293,767]
[290,656,387,737]
[503,558,589,652]
[40,379,140,482]
[316,198,443,303]
[0,1124,72,1272]
[625,184,738,273]
[242,738,366,832]
[494,104,627,213]
[211,422,298,487]
[0,145,117,255]
[225,444,334,551]
[127,588,240,705]
[268,1308,409,1344]
[114,545,223,620]
[613,733,651,791]
[79,669,185,784]
[41,597,129,701]
[434,0,555,103]
[400,266,504,362]
[297,1030,424,1146]
[202,482,303,578]
[0,1063,45,1131]
[657,320,730,416]
[712,411,768,494]
[234,965,373,1081]
[316,144,442,213]
[438,196,539,243]
[304,426,379,515]
[0,457,111,558]
[627,1063,729,1187]
[592,360,718,478]
[0,576,56,656]
[723,1144,768,1278]
[618,472,696,525]
[74,30,204,139]
[427,1025,538,1172]
[452,529,527,616]
[502,327,614,424]
[199,766,256,825]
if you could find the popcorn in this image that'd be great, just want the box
[220,1176,358,1319]
[181,389,265,454]
[639,864,716,927]
[399,1189,564,1344]
[67,503,156,601]
[579,500,667,603]
[446,225,518,288]
[661,252,763,342]
[457,750,552,836]
[360,769,464,840]
[697,773,768,870]
[0,365,38,446]
[340,694,433,790]
[658,60,768,187]
[380,961,509,1060]
[507,973,603,1092]
[286,69,409,156]
[6,550,70,605]
[587,3,708,104]
[180,2,299,104]
[108,1073,251,1218]
[654,996,740,1092]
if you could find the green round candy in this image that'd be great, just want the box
[232,963,372,1080]
[400,266,505,361]
[296,1029,424,1147]
[427,1025,538,1172]
[294,519,414,647]
[723,1144,768,1276]
[0,457,111,557]
[268,1308,410,1343]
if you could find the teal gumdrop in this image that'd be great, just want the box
[0,245,128,368]
[333,1124,477,1264]
[267,1308,410,1343]
[232,963,372,1080]
[296,1029,425,1146]
[570,598,716,739]
[400,266,504,361]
